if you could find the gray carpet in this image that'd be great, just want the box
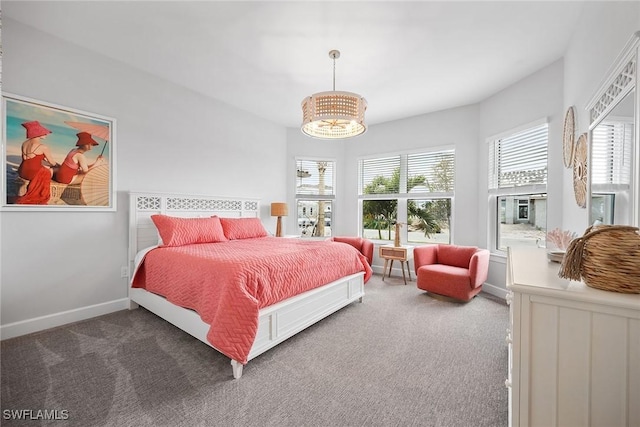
[1,274,508,427]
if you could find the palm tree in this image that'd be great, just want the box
[363,168,428,239]
[363,158,453,240]
[408,203,440,237]
[314,162,327,237]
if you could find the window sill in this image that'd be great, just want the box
[490,252,507,264]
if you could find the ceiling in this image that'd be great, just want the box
[4,1,585,128]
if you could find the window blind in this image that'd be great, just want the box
[407,150,455,193]
[296,159,335,197]
[489,123,548,189]
[591,121,632,185]
[358,156,401,195]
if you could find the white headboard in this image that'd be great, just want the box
[128,192,260,265]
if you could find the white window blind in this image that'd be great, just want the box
[489,123,548,189]
[407,150,455,193]
[591,121,632,185]
[359,156,401,195]
[296,159,335,197]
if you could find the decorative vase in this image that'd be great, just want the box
[394,222,402,247]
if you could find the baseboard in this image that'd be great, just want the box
[0,298,130,340]
[481,282,508,301]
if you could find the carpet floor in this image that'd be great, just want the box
[1,273,509,426]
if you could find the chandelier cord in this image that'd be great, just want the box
[332,56,336,91]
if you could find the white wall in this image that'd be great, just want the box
[477,3,639,293]
[287,105,480,249]
[478,59,565,294]
[285,129,347,237]
[343,105,480,244]
[322,60,563,292]
[287,105,487,281]
[563,2,640,232]
[2,2,638,336]
[0,18,288,336]
[298,2,639,294]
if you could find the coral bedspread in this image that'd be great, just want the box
[132,237,372,364]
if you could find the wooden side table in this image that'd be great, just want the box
[379,245,413,285]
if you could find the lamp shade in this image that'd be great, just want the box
[270,202,288,217]
[301,91,367,139]
[300,50,367,140]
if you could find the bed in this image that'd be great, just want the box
[128,192,370,379]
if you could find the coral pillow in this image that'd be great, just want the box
[437,244,478,269]
[151,215,227,247]
[219,217,268,240]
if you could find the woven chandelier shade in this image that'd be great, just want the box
[301,50,367,140]
[301,91,367,139]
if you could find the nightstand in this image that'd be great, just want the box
[379,245,414,285]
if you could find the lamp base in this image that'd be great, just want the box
[275,216,283,237]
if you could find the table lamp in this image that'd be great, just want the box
[270,202,288,237]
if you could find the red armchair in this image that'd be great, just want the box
[413,244,490,302]
[329,236,374,265]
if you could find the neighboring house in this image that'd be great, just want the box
[500,195,546,230]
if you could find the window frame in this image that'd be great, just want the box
[295,157,336,238]
[487,119,549,254]
[358,146,455,244]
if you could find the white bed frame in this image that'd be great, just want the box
[128,192,365,379]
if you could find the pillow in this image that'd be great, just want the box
[437,244,478,269]
[219,217,268,240]
[151,215,227,247]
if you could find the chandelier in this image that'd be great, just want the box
[301,50,367,139]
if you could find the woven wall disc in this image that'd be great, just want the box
[573,132,588,208]
[562,106,576,168]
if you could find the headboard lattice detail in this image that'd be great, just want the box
[166,197,242,211]
[244,201,259,211]
[137,196,161,210]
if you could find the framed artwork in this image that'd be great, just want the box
[2,93,116,211]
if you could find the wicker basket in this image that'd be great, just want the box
[559,225,640,293]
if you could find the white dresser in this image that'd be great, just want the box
[506,248,640,427]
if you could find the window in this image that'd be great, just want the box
[497,194,546,250]
[296,159,335,237]
[489,122,548,251]
[590,117,632,225]
[407,198,452,243]
[359,149,455,244]
[591,119,632,187]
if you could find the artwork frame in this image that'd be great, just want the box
[572,132,588,209]
[562,105,576,168]
[2,93,116,211]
